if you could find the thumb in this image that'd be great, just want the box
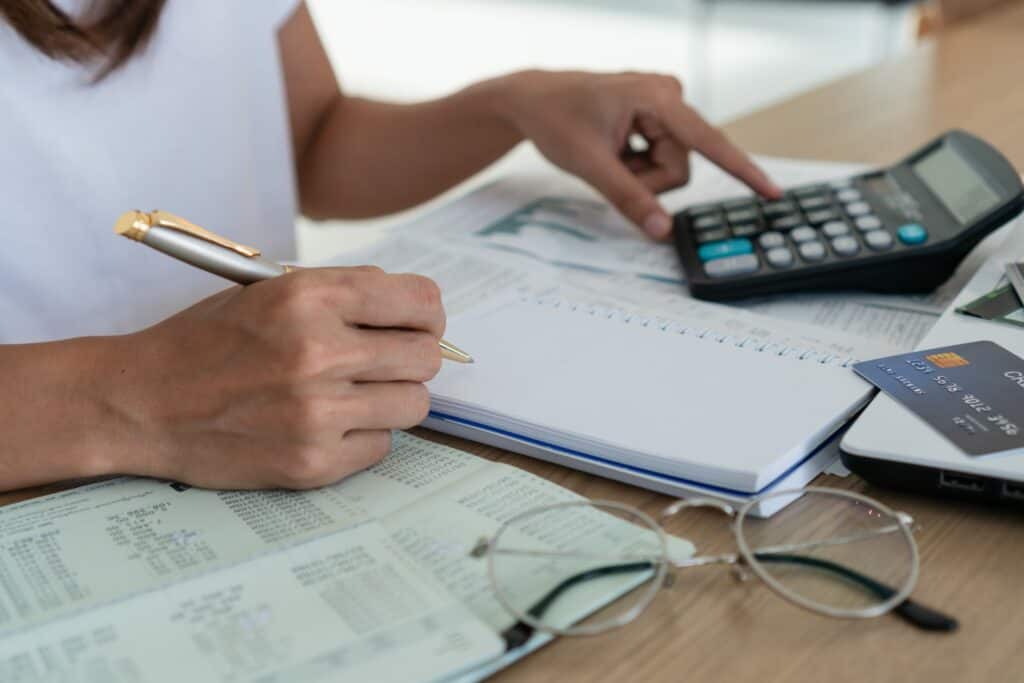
[575,150,673,239]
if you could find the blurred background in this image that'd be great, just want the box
[299,0,924,259]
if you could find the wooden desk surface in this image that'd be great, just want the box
[4,4,1024,682]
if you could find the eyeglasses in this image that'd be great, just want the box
[470,487,957,650]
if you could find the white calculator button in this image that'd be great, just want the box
[831,236,860,256]
[759,231,785,249]
[845,201,871,216]
[705,253,760,278]
[822,221,849,238]
[765,247,794,269]
[865,231,894,251]
[790,226,817,243]
[798,241,827,262]
[837,188,862,203]
[855,215,883,232]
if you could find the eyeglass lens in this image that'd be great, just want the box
[488,502,678,636]
[738,490,916,615]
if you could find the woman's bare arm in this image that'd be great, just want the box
[279,3,779,237]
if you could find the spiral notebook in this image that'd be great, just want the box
[426,293,875,506]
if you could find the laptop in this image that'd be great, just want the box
[841,220,1024,506]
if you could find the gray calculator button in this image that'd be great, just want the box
[795,185,829,198]
[799,196,831,210]
[759,231,785,249]
[837,188,862,203]
[695,227,730,244]
[727,208,759,223]
[723,198,757,210]
[822,221,849,238]
[731,222,760,237]
[791,226,817,243]
[689,203,720,216]
[865,230,894,251]
[694,214,723,230]
[855,215,883,232]
[806,209,840,225]
[772,215,802,231]
[765,247,793,269]
[798,241,827,262]
[762,200,796,216]
[831,235,860,256]
[845,201,871,216]
[705,253,760,279]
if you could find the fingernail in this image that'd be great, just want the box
[644,212,672,238]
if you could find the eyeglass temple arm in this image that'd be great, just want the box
[500,561,655,651]
[500,554,956,651]
[754,553,958,632]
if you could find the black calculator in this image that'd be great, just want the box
[672,130,1024,301]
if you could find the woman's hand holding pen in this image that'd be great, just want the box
[107,267,446,490]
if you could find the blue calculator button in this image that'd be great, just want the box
[698,238,753,262]
[897,223,928,245]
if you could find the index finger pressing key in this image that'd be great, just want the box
[661,102,783,199]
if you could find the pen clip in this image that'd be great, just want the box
[114,210,262,258]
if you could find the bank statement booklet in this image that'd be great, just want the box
[0,433,693,682]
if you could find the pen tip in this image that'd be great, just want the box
[440,340,474,364]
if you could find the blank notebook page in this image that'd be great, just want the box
[430,296,873,492]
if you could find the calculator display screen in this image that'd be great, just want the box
[913,144,1002,224]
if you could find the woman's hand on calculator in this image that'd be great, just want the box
[499,70,783,239]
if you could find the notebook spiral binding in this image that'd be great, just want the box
[526,295,858,368]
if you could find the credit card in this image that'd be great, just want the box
[853,341,1024,456]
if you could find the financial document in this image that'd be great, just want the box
[362,156,1016,353]
[0,434,692,682]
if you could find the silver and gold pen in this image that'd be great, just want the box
[114,210,474,363]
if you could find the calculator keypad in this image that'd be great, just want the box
[684,177,930,280]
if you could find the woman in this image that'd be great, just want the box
[0,0,778,492]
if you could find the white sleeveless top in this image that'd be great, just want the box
[0,0,299,343]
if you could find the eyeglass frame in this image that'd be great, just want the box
[472,486,956,649]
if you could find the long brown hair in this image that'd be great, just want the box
[1,0,167,78]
